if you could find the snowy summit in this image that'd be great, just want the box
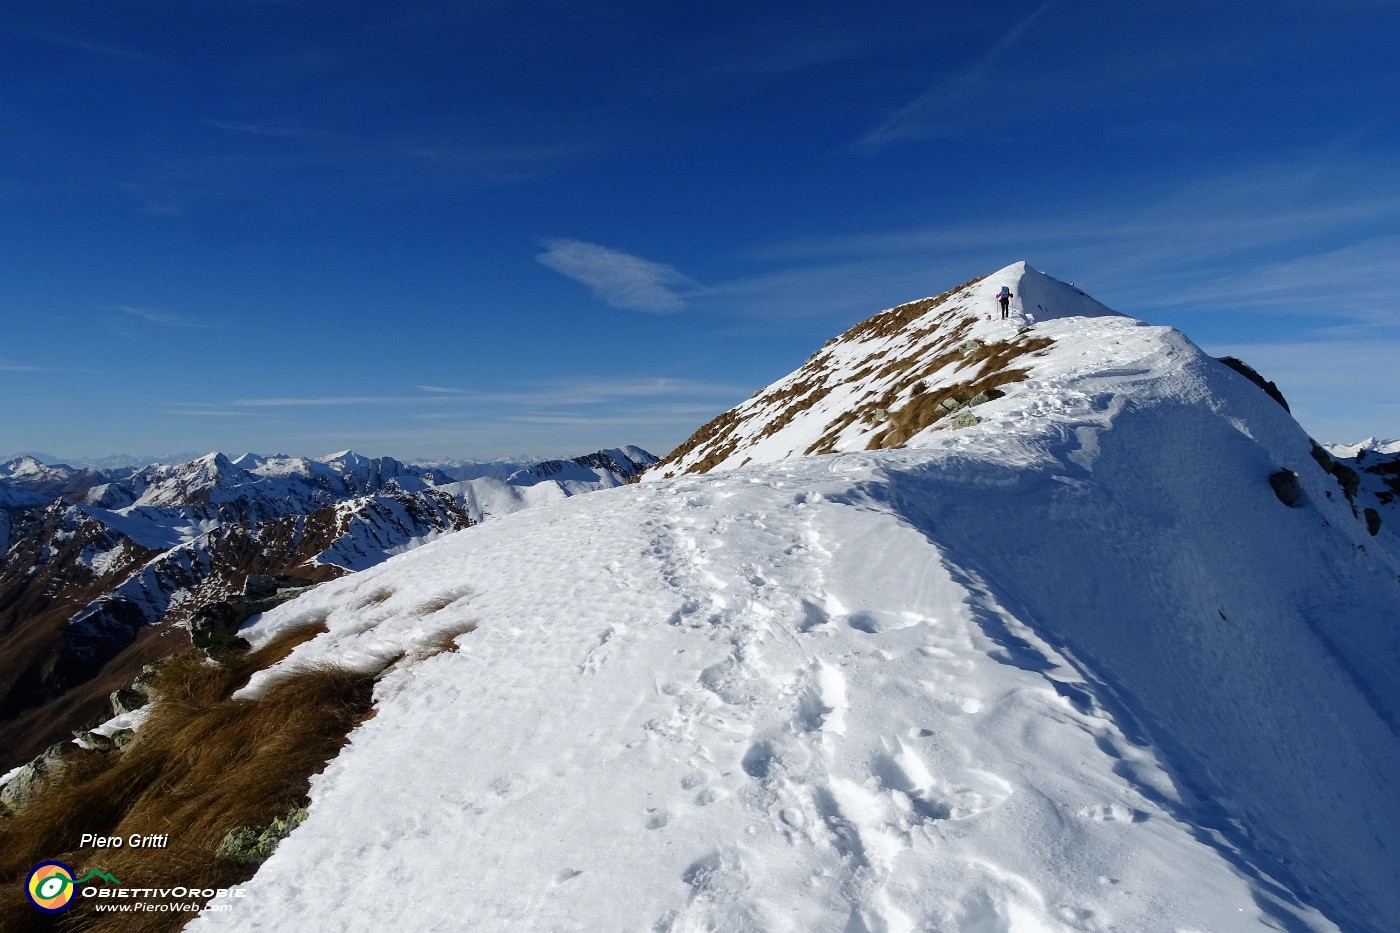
[181,263,1396,932]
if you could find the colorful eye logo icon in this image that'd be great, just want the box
[26,861,76,913]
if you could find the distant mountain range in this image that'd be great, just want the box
[0,445,655,772]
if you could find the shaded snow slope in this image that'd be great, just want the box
[189,267,1399,931]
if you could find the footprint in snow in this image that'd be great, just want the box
[919,681,984,716]
[741,733,814,782]
[796,599,829,633]
[794,661,847,734]
[845,609,927,634]
[552,868,583,885]
[680,770,709,790]
[870,744,1012,823]
[1078,803,1147,823]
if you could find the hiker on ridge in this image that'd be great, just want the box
[997,286,1013,319]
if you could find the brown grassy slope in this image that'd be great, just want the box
[649,406,746,478]
[648,277,989,478]
[0,626,189,778]
[0,621,383,933]
[867,335,1055,448]
[0,504,357,775]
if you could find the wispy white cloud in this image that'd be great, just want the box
[536,239,698,313]
[1151,236,1400,318]
[736,149,1400,328]
[178,378,746,413]
[200,118,600,188]
[0,356,96,375]
[680,23,925,86]
[160,408,264,418]
[692,258,942,322]
[417,377,747,406]
[496,405,735,428]
[228,395,443,407]
[117,305,222,329]
[9,26,152,63]
[496,377,744,406]
[857,0,1060,152]
[202,120,350,142]
[236,389,737,460]
[0,358,50,372]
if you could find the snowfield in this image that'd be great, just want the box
[189,265,1398,932]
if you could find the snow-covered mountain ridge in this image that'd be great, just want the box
[187,264,1398,931]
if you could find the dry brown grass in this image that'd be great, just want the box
[351,586,394,609]
[415,588,471,616]
[0,626,190,777]
[866,335,1055,449]
[648,275,998,474]
[838,276,984,343]
[419,621,478,657]
[649,406,744,477]
[0,621,381,932]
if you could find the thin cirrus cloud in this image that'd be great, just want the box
[202,119,352,143]
[415,377,747,407]
[536,239,698,313]
[116,305,222,329]
[856,0,1060,152]
[0,358,50,372]
[1200,338,1400,443]
[202,118,599,186]
[8,24,153,63]
[168,378,747,413]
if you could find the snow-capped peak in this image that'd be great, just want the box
[1,455,74,480]
[1326,436,1400,458]
[981,260,1122,323]
[649,262,1135,479]
[318,449,370,467]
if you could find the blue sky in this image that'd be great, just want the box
[2,1,1398,463]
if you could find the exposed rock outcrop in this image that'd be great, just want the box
[187,576,318,655]
[0,742,72,814]
[1218,356,1291,412]
[1270,470,1304,507]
